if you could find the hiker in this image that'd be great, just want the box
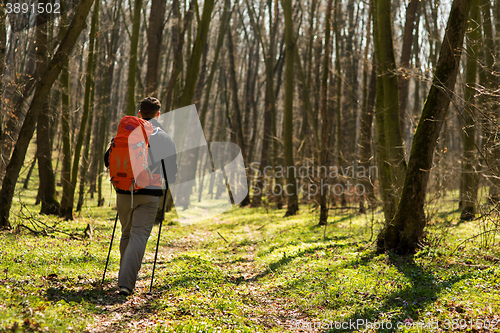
[105,97,177,296]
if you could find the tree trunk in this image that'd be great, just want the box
[408,3,422,150]
[483,0,500,203]
[59,2,72,216]
[145,0,167,96]
[246,0,278,207]
[59,58,72,213]
[125,0,143,115]
[62,0,99,220]
[333,0,344,207]
[193,42,209,109]
[243,37,259,163]
[162,0,195,112]
[294,45,320,158]
[342,0,358,174]
[318,0,334,225]
[376,0,473,254]
[225,28,246,159]
[358,1,375,213]
[0,0,95,228]
[36,3,60,215]
[179,0,215,107]
[282,0,298,217]
[199,0,230,129]
[23,155,37,189]
[372,0,407,222]
[459,0,480,221]
[0,3,6,149]
[97,0,122,206]
[359,67,377,212]
[87,17,107,199]
[398,0,419,143]
[76,80,96,212]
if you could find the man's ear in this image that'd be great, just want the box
[138,110,142,118]
[156,110,160,118]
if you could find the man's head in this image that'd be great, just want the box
[139,97,161,119]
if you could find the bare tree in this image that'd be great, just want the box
[36,1,60,215]
[459,0,480,221]
[283,0,298,216]
[61,0,100,219]
[0,0,96,228]
[372,0,407,222]
[377,0,473,254]
[398,0,419,141]
[145,0,167,96]
[125,0,143,115]
[318,0,334,225]
[0,3,6,149]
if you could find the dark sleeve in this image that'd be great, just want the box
[104,147,110,168]
[104,138,114,168]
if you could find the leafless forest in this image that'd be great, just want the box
[0,0,499,253]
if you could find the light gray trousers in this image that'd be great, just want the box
[116,193,161,290]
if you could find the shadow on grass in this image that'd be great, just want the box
[44,284,128,306]
[302,235,352,244]
[323,254,473,333]
[151,255,226,292]
[436,208,461,221]
[256,231,352,258]
[242,241,359,283]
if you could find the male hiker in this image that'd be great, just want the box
[105,97,177,295]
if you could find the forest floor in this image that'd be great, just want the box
[1,170,500,332]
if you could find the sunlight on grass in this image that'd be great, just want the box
[2,149,500,332]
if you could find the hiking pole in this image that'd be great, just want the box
[148,159,169,295]
[102,212,119,287]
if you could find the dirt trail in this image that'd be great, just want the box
[223,226,314,332]
[85,226,316,332]
[85,234,191,333]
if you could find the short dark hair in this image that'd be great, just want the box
[140,97,161,118]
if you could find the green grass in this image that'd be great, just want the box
[1,150,500,332]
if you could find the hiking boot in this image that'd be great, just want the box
[119,286,131,296]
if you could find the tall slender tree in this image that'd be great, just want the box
[398,0,419,142]
[61,0,99,219]
[36,1,60,215]
[0,2,6,146]
[199,0,231,129]
[162,0,195,112]
[247,0,278,207]
[459,0,480,221]
[282,0,298,216]
[59,2,72,216]
[358,1,376,212]
[226,26,246,159]
[97,0,123,206]
[372,0,407,221]
[482,0,500,203]
[125,0,143,115]
[145,0,167,96]
[318,0,334,225]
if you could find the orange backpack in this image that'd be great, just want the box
[108,116,162,192]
